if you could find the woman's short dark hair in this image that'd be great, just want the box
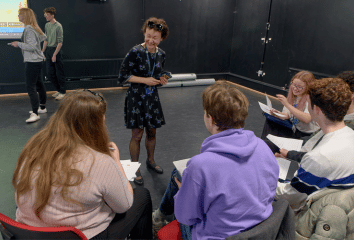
[308,78,352,122]
[44,7,56,17]
[141,17,169,40]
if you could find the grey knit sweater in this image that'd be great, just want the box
[18,25,46,62]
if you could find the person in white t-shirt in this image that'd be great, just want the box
[261,71,320,153]
[275,78,354,211]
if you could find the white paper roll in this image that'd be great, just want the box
[169,73,197,82]
[181,79,215,87]
[159,79,215,88]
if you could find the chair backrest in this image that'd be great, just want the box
[226,198,295,240]
[0,213,87,240]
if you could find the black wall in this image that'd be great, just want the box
[145,0,235,74]
[230,0,354,91]
[0,0,236,94]
[1,0,354,94]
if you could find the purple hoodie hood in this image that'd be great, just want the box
[201,128,257,159]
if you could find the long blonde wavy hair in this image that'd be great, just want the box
[19,8,45,35]
[13,90,110,219]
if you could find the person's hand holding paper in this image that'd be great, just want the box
[275,149,289,159]
[259,95,288,118]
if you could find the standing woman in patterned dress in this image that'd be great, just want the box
[118,17,170,185]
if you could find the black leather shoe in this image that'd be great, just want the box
[134,171,144,185]
[146,160,163,174]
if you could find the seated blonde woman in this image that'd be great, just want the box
[13,90,152,239]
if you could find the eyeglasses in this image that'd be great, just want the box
[292,84,305,91]
[83,89,104,102]
[148,21,163,31]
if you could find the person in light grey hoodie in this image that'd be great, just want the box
[10,8,47,123]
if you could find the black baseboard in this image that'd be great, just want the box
[0,78,120,95]
[0,73,287,96]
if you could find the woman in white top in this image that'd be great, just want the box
[13,90,152,239]
[261,71,320,153]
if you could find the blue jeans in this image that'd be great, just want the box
[159,168,192,240]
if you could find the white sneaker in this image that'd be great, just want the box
[55,93,66,100]
[26,113,40,123]
[29,108,47,114]
[52,92,60,98]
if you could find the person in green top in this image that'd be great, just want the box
[42,7,66,100]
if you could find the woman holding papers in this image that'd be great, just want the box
[261,71,320,153]
[13,90,152,239]
[118,17,171,185]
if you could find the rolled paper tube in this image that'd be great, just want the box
[169,73,197,82]
[159,79,215,88]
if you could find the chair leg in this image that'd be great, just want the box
[0,224,14,240]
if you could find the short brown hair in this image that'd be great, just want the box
[141,17,169,40]
[202,80,249,131]
[44,7,56,17]
[308,78,352,122]
[337,71,354,92]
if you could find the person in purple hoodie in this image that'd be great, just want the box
[152,80,279,239]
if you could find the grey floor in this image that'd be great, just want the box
[0,84,284,233]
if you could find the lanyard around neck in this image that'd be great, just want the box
[145,45,157,77]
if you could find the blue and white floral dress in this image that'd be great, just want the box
[118,44,168,129]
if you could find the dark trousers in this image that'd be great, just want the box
[45,47,66,94]
[25,62,47,113]
[90,187,153,240]
[261,119,311,153]
[159,169,192,240]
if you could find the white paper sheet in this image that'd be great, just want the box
[259,101,272,114]
[173,158,191,177]
[259,96,286,118]
[120,159,141,181]
[276,157,291,180]
[266,134,303,151]
[266,94,272,109]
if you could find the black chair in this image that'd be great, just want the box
[226,198,295,240]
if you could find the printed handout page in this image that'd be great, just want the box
[266,134,303,151]
[258,94,286,118]
[120,160,141,181]
[173,158,191,177]
[276,157,291,180]
[266,94,272,109]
